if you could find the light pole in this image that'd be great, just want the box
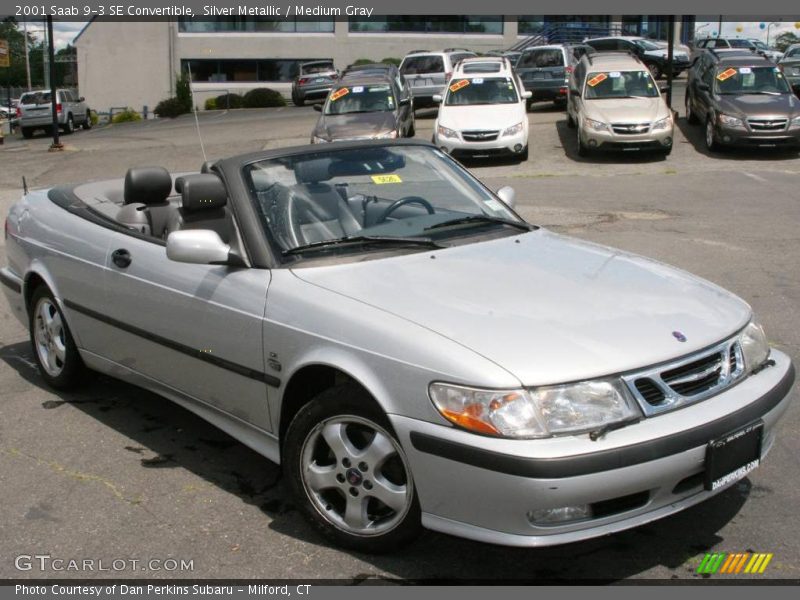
[766,22,781,47]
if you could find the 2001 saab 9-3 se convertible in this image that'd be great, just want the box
[1,140,794,552]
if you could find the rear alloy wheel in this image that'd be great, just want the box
[647,62,662,80]
[83,112,93,129]
[29,287,87,390]
[284,384,422,552]
[705,117,720,152]
[63,114,74,135]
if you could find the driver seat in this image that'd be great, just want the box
[287,158,362,246]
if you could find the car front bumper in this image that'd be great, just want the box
[581,122,674,152]
[390,349,794,547]
[435,129,528,157]
[714,123,800,148]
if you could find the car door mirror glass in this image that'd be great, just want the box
[166,230,232,265]
[432,94,443,103]
[313,103,323,112]
[496,186,516,209]
[399,97,410,106]
[522,90,533,99]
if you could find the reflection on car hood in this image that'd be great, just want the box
[716,93,799,118]
[586,97,668,124]
[644,49,689,61]
[438,103,526,131]
[314,111,398,140]
[292,230,751,386]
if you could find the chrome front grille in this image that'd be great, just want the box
[747,118,788,131]
[622,337,745,417]
[611,122,651,135]
[461,130,499,142]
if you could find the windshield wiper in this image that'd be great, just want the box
[282,235,445,256]
[424,215,535,232]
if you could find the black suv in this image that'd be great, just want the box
[584,36,690,79]
[686,49,800,151]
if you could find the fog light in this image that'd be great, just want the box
[662,137,672,146]
[588,139,598,147]
[528,504,591,525]
[514,144,523,152]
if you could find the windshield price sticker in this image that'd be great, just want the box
[371,175,403,184]
[609,71,622,78]
[739,67,753,74]
[717,68,738,81]
[330,88,350,101]
[587,73,608,87]
[352,86,365,93]
[449,79,470,92]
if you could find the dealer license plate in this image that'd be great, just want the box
[704,420,763,491]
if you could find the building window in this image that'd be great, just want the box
[518,16,611,36]
[182,59,331,83]
[178,17,334,33]
[517,17,544,35]
[348,16,503,34]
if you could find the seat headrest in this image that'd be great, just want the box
[294,158,332,184]
[179,174,228,212]
[124,167,172,205]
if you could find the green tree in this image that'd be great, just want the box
[774,31,800,52]
[0,17,35,87]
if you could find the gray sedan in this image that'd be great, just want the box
[1,141,794,552]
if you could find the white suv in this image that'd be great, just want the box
[432,57,532,160]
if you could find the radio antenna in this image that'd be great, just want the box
[186,68,208,163]
[22,176,29,195]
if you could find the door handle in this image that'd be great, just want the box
[111,248,132,268]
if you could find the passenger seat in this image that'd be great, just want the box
[164,174,233,243]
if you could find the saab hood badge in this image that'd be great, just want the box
[672,331,687,342]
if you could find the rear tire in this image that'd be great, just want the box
[283,383,422,553]
[83,111,93,129]
[29,286,88,390]
[294,95,305,107]
[22,127,34,139]
[62,114,74,135]
[407,119,415,137]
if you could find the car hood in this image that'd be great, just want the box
[644,49,689,61]
[292,230,751,386]
[586,97,668,124]
[314,111,398,140]
[439,103,526,132]
[716,93,799,118]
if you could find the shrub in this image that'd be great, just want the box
[351,58,374,66]
[204,98,217,111]
[213,93,244,109]
[154,97,187,118]
[175,72,193,113]
[243,88,286,108]
[380,57,402,66]
[111,108,141,123]
[89,110,99,125]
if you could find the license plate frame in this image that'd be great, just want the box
[704,420,763,491]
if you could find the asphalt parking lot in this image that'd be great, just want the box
[1,84,799,581]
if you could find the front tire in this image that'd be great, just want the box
[705,117,721,152]
[577,128,590,157]
[283,383,422,553]
[29,286,87,390]
[686,95,699,124]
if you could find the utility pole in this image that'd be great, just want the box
[46,15,61,151]
[23,19,31,90]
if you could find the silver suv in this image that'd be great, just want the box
[567,52,674,156]
[399,49,476,108]
[18,89,91,139]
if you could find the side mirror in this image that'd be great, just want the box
[496,186,516,209]
[166,230,232,265]
[313,103,323,112]
[399,97,410,106]
[522,90,533,99]
[432,94,443,103]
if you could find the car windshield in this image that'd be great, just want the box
[715,66,792,94]
[302,63,335,74]
[20,92,51,105]
[324,85,396,115]
[445,77,519,105]
[244,145,523,256]
[633,39,661,51]
[583,70,659,99]
[729,39,753,48]
[519,49,564,68]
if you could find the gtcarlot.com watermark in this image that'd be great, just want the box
[15,554,194,573]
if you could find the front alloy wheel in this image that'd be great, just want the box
[284,384,421,552]
[706,118,720,152]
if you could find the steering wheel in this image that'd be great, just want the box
[376,196,435,224]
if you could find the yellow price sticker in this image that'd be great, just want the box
[371,174,402,184]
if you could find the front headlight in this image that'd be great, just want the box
[718,113,744,128]
[312,135,330,144]
[584,117,609,132]
[739,320,770,373]
[790,115,800,127]
[429,379,640,439]
[437,124,458,139]
[502,121,524,137]
[652,116,672,130]
[375,130,398,139]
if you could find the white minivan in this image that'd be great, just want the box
[432,57,531,160]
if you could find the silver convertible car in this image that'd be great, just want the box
[1,141,794,552]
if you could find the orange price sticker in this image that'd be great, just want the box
[717,68,738,81]
[587,73,608,87]
[449,79,470,93]
[330,88,350,101]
